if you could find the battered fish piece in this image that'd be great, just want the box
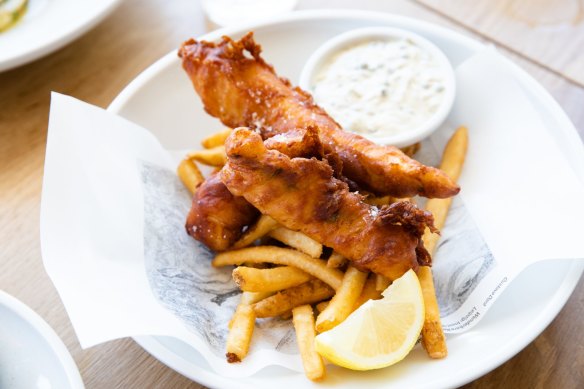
[179,33,459,199]
[186,127,348,252]
[263,126,324,159]
[264,126,358,190]
[221,128,436,280]
[186,171,259,251]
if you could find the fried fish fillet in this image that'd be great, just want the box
[179,33,459,199]
[186,171,259,251]
[185,127,337,252]
[221,128,436,280]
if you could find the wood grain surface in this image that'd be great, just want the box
[0,0,582,388]
[417,0,584,87]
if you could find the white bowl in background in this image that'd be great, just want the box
[299,26,456,147]
[0,291,84,389]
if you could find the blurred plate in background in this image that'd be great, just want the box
[0,0,121,72]
[0,290,84,389]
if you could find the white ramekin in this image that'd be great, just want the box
[299,26,456,147]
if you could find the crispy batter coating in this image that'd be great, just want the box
[263,126,357,189]
[179,33,459,199]
[221,128,436,280]
[263,126,324,159]
[185,127,344,252]
[185,172,259,251]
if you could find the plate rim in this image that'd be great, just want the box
[0,290,84,389]
[107,8,584,388]
[0,0,123,72]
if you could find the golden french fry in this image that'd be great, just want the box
[315,266,368,332]
[187,145,226,167]
[400,142,421,157]
[364,195,394,207]
[268,227,323,258]
[176,159,204,194]
[420,126,468,359]
[423,127,468,253]
[232,266,312,293]
[439,126,468,182]
[232,215,279,249]
[375,274,391,292]
[226,303,255,363]
[213,246,343,290]
[201,128,232,149]
[419,266,447,358]
[252,280,334,318]
[292,305,326,381]
[240,291,273,305]
[315,300,329,313]
[352,273,381,311]
[326,252,346,268]
[229,292,267,329]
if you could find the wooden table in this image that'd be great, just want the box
[1,0,582,387]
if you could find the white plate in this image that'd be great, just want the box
[107,10,584,389]
[0,291,84,389]
[0,0,121,72]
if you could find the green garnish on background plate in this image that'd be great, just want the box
[0,0,28,33]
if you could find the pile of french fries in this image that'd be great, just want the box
[177,126,468,381]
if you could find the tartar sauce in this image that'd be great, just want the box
[311,38,446,137]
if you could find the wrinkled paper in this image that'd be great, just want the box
[41,49,584,377]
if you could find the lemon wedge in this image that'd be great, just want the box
[314,269,424,370]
